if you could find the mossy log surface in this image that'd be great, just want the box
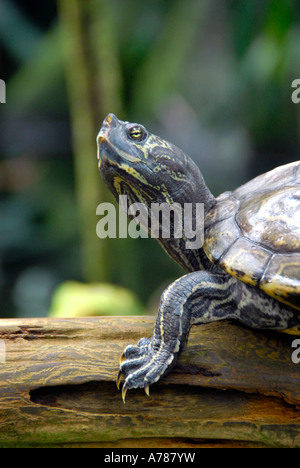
[0,317,299,448]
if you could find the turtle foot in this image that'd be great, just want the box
[116,337,175,403]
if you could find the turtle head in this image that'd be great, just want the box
[97,113,214,211]
[97,114,215,271]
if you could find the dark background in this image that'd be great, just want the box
[0,0,299,318]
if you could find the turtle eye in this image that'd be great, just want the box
[127,125,146,142]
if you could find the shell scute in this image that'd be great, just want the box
[260,254,300,310]
[204,161,300,311]
[219,238,272,287]
[204,217,240,263]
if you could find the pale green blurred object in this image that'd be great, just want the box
[48,281,145,317]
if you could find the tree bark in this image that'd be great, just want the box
[0,317,299,447]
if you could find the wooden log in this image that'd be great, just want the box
[0,317,299,447]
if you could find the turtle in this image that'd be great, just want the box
[97,113,300,402]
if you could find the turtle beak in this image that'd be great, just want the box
[97,133,107,168]
[97,133,107,162]
[97,114,116,162]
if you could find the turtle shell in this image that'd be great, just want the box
[204,161,300,312]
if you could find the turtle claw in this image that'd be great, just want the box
[116,369,124,390]
[120,352,126,364]
[122,383,128,404]
[144,383,150,397]
[120,381,149,403]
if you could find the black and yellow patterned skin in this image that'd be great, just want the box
[97,113,300,401]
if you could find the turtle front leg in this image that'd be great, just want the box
[117,270,235,401]
[117,269,298,400]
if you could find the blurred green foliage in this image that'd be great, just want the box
[48,281,145,317]
[0,0,299,318]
